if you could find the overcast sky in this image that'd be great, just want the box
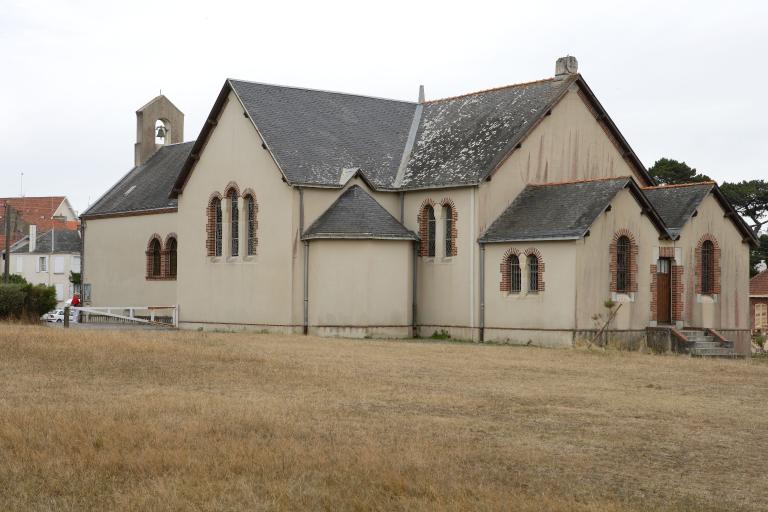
[1,0,766,214]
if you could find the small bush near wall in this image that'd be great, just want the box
[0,284,57,321]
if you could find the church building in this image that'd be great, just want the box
[80,57,757,352]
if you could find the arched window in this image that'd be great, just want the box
[207,196,223,257]
[229,189,239,257]
[527,254,539,293]
[443,204,453,257]
[427,205,436,257]
[166,237,177,278]
[147,238,162,278]
[509,254,521,294]
[701,240,714,294]
[244,194,257,256]
[616,236,631,293]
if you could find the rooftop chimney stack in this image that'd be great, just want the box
[29,225,36,253]
[555,55,578,78]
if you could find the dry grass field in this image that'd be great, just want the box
[1,325,767,511]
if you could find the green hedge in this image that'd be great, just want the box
[0,283,58,320]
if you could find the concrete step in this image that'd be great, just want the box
[692,341,720,349]
[691,347,737,357]
[680,330,708,339]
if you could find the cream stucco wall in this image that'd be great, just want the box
[677,193,750,330]
[478,87,645,235]
[402,187,479,338]
[307,239,412,337]
[574,188,662,331]
[83,213,178,307]
[483,241,577,346]
[176,90,297,329]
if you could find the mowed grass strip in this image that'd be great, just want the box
[1,325,766,511]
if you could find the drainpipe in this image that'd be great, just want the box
[412,241,418,337]
[303,240,309,335]
[399,192,405,223]
[479,242,485,342]
[299,187,308,335]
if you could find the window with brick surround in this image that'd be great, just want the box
[426,205,436,257]
[229,189,239,257]
[244,194,257,256]
[701,240,714,294]
[443,204,452,257]
[166,237,177,278]
[509,255,521,293]
[527,254,539,293]
[616,236,631,293]
[147,238,162,278]
[207,196,223,257]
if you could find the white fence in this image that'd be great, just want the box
[73,305,178,328]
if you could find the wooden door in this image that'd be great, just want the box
[657,258,671,324]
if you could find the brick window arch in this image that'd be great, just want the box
[696,234,720,295]
[146,235,162,279]
[610,229,638,293]
[242,190,258,256]
[417,199,437,257]
[206,193,223,257]
[440,198,458,257]
[524,248,545,293]
[164,234,177,279]
[500,248,522,293]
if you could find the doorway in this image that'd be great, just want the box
[656,258,672,324]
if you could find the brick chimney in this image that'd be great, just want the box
[555,56,578,78]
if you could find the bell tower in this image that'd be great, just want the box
[134,95,184,166]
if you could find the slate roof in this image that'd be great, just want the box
[82,142,194,217]
[399,77,575,189]
[480,178,645,242]
[10,228,81,254]
[230,80,418,188]
[751,271,768,296]
[642,183,714,237]
[302,185,417,240]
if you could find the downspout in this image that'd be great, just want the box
[80,220,86,302]
[303,240,309,335]
[299,187,309,335]
[479,242,485,342]
[399,192,405,223]
[412,241,418,338]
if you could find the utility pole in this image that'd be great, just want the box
[3,202,11,284]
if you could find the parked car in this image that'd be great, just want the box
[41,309,77,323]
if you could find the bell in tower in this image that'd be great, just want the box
[134,95,184,166]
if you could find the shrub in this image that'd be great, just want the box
[5,274,28,285]
[755,334,766,349]
[24,284,57,318]
[0,283,57,320]
[0,285,27,318]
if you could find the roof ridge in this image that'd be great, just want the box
[528,176,631,187]
[228,78,417,105]
[423,76,565,104]
[641,181,716,190]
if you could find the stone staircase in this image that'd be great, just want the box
[678,329,737,357]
